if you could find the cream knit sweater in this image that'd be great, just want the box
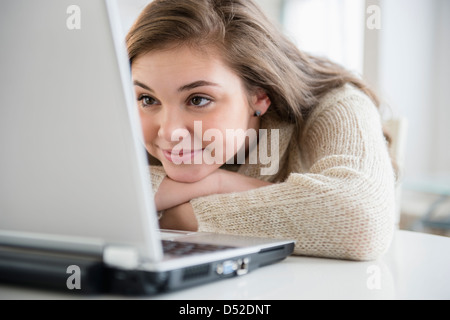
[150,84,396,261]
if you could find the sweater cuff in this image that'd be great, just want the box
[190,196,220,233]
[149,165,166,194]
[190,193,241,234]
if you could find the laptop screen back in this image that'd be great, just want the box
[0,0,162,261]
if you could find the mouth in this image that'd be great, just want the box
[162,148,204,164]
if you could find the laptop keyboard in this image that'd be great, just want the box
[162,240,235,257]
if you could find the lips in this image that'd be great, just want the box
[162,148,203,164]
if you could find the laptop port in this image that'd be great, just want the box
[216,260,237,275]
[237,258,250,276]
[216,258,250,276]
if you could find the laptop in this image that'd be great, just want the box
[0,0,295,295]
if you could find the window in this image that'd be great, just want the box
[282,0,365,75]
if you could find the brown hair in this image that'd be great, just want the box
[126,0,380,125]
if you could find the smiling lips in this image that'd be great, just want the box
[163,148,204,163]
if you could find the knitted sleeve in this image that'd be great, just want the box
[190,87,396,261]
[149,165,166,194]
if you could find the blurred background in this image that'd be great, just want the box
[117,0,450,237]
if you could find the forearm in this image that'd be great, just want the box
[218,170,273,194]
[192,169,396,261]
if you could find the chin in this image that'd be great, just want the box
[163,165,214,183]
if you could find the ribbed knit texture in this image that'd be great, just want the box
[150,85,396,261]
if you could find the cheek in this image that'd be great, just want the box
[139,113,158,144]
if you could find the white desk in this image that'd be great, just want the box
[1,230,449,300]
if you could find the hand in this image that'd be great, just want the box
[154,170,222,211]
[159,202,198,232]
[156,170,272,232]
[155,169,273,212]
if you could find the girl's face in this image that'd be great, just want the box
[132,46,270,183]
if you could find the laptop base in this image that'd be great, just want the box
[0,242,294,296]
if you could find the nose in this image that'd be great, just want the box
[157,106,190,143]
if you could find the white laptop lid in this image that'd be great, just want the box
[0,0,162,261]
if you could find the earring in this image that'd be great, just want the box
[254,110,262,117]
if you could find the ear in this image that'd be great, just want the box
[251,88,271,116]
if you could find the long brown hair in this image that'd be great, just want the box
[126,0,380,125]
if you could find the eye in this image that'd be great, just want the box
[138,95,158,108]
[189,96,212,108]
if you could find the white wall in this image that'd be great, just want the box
[378,0,450,180]
[255,0,284,23]
[116,0,151,35]
[433,0,450,175]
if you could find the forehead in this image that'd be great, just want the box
[132,46,231,80]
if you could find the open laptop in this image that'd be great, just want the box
[0,0,295,295]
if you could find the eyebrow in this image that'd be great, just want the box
[133,80,153,92]
[177,80,220,92]
[133,80,220,93]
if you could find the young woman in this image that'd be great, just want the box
[126,0,396,261]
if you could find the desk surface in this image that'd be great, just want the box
[1,230,449,300]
